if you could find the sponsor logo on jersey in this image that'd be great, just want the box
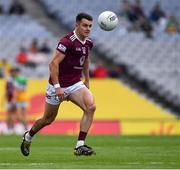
[58,44,67,52]
[76,47,81,51]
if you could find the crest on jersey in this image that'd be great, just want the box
[58,44,67,52]
[82,47,86,54]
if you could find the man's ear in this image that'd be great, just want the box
[75,22,79,28]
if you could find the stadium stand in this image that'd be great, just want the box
[0,14,57,77]
[39,0,180,113]
[0,0,58,78]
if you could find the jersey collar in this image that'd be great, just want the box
[73,30,86,45]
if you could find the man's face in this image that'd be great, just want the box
[76,18,93,38]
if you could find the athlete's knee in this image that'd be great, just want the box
[86,104,96,114]
[91,104,96,113]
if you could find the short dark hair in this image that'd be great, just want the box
[76,12,93,22]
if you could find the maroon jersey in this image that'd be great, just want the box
[6,77,15,102]
[49,31,93,87]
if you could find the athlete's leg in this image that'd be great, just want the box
[69,87,96,133]
[6,112,16,133]
[68,87,96,155]
[20,102,60,156]
[28,102,60,137]
[6,104,17,133]
[17,106,28,130]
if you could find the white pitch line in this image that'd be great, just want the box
[149,162,164,164]
[0,147,18,151]
[127,162,141,165]
[0,163,54,166]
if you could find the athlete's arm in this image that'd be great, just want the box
[83,57,90,89]
[49,50,65,84]
[49,50,65,100]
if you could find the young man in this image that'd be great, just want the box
[21,13,96,156]
[6,68,28,134]
[5,68,17,134]
[14,69,28,131]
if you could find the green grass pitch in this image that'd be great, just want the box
[0,135,180,169]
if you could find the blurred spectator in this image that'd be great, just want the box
[93,60,108,78]
[16,47,37,68]
[16,47,28,65]
[39,40,51,54]
[0,58,12,78]
[132,0,145,19]
[121,0,138,23]
[27,52,48,66]
[139,16,153,38]
[29,39,39,53]
[109,64,126,78]
[0,4,4,15]
[156,17,168,33]
[8,0,25,15]
[150,3,166,23]
[26,39,50,67]
[165,15,180,33]
[121,0,148,33]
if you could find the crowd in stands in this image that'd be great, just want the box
[89,60,125,79]
[1,0,179,79]
[0,0,124,79]
[0,57,124,79]
[15,39,51,68]
[120,0,180,38]
[0,38,52,78]
[0,0,25,15]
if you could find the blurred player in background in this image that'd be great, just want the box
[14,68,28,131]
[21,12,96,156]
[5,68,28,134]
[5,68,18,134]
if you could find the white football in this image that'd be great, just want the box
[98,11,118,31]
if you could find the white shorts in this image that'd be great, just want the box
[16,102,28,108]
[7,102,16,111]
[45,81,86,105]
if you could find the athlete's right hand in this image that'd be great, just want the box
[55,87,65,100]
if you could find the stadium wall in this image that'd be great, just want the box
[0,79,179,135]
